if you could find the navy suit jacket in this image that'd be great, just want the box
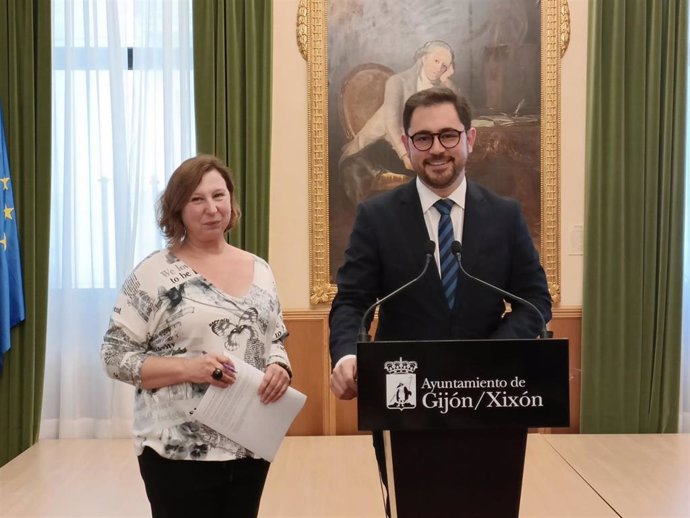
[329,179,552,366]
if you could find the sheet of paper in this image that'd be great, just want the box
[193,356,307,462]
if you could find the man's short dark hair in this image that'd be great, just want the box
[402,87,472,134]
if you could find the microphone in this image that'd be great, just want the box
[357,240,436,342]
[451,241,549,339]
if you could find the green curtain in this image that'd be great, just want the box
[193,0,272,258]
[0,0,51,466]
[581,0,687,433]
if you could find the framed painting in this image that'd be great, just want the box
[301,0,568,304]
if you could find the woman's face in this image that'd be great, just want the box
[422,48,452,82]
[180,169,232,243]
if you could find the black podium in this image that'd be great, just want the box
[357,338,570,518]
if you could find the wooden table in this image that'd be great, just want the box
[1,434,688,517]
[544,434,690,518]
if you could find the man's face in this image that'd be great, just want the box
[401,102,476,197]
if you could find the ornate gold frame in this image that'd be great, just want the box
[303,0,567,305]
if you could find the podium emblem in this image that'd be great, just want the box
[385,357,418,410]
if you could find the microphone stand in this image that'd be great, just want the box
[358,242,436,342]
[451,241,550,339]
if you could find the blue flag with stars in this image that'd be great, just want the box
[0,104,25,372]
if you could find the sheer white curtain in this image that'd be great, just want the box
[679,181,690,432]
[679,223,690,432]
[41,0,195,439]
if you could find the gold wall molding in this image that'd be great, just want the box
[552,305,582,319]
[541,0,563,302]
[560,0,571,57]
[296,0,308,61]
[306,0,331,304]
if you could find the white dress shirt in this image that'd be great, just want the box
[416,176,466,275]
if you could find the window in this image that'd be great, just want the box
[41,0,195,438]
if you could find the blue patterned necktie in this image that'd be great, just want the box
[434,199,459,309]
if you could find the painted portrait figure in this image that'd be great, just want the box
[338,40,458,205]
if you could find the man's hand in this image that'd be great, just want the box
[330,356,358,400]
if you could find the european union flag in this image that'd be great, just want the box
[0,104,25,372]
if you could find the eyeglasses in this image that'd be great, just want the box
[409,129,464,151]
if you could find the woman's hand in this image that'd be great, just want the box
[186,353,236,388]
[258,363,290,403]
[140,354,236,390]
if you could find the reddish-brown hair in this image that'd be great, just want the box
[158,155,241,247]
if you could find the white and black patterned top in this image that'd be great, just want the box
[101,249,290,461]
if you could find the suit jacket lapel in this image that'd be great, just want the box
[397,180,433,258]
[396,180,449,311]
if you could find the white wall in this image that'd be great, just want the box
[559,0,587,305]
[269,0,310,308]
[269,0,587,308]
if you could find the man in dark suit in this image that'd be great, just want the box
[330,87,551,397]
[328,89,552,509]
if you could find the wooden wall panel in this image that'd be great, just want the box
[283,306,582,436]
[548,307,582,434]
[333,399,360,435]
[283,311,330,436]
